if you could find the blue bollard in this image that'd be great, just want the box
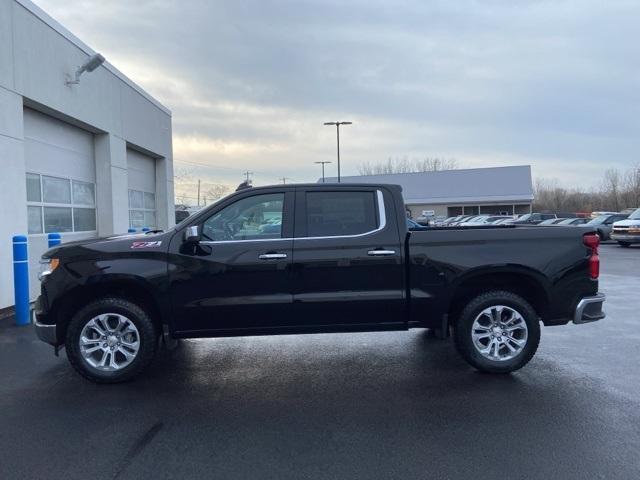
[47,232,61,248]
[128,228,137,233]
[142,227,150,232]
[12,235,30,326]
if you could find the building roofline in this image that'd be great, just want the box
[15,0,171,116]
[405,194,534,204]
[325,164,532,181]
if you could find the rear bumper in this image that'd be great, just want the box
[573,293,606,324]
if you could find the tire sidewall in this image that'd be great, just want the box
[65,298,157,383]
[454,291,541,373]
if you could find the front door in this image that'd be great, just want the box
[290,187,406,329]
[168,190,294,334]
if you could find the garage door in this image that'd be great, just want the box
[127,149,156,229]
[24,108,96,298]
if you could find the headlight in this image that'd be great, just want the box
[38,258,59,280]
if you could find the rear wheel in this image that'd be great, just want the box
[453,291,540,373]
[65,297,159,383]
[618,241,631,248]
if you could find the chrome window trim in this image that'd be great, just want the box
[198,189,386,245]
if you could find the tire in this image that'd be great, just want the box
[453,290,541,374]
[65,297,159,383]
[618,242,631,248]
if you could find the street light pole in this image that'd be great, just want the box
[324,121,352,183]
[314,161,332,183]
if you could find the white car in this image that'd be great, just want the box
[611,208,640,247]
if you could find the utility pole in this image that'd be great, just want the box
[197,179,201,207]
[243,171,253,183]
[314,161,332,183]
[323,121,352,183]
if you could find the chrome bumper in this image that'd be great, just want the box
[34,320,57,345]
[611,233,640,242]
[573,293,606,324]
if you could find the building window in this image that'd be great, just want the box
[26,173,96,234]
[128,189,156,229]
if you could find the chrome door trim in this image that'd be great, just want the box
[199,190,387,245]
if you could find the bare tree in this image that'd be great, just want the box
[533,165,640,213]
[602,169,621,212]
[204,183,230,202]
[621,164,640,209]
[358,156,458,175]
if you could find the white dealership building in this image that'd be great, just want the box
[0,0,174,309]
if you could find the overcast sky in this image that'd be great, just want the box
[36,0,640,199]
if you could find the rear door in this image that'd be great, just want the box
[290,186,405,329]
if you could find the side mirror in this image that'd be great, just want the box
[184,225,201,243]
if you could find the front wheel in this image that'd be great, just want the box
[65,297,159,383]
[453,291,541,373]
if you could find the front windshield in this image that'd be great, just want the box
[517,214,532,221]
[629,208,640,220]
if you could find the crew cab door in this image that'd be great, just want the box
[290,187,405,328]
[168,189,294,333]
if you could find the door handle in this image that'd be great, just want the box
[367,249,396,256]
[259,253,288,260]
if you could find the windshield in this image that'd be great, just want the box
[517,214,532,221]
[587,216,608,225]
[630,208,640,220]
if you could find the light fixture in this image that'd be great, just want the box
[66,53,105,85]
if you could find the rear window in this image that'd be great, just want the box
[306,191,378,237]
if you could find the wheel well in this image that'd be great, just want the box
[448,273,549,326]
[54,281,164,344]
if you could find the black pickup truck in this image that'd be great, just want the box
[34,183,606,383]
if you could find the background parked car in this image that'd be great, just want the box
[538,218,566,225]
[555,218,590,226]
[583,214,629,240]
[611,208,640,247]
[507,213,557,225]
[442,215,473,226]
[458,215,511,227]
[407,218,429,230]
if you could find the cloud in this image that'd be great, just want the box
[35,0,640,197]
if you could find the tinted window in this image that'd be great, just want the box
[202,193,284,241]
[306,191,378,237]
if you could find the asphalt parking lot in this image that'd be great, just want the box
[1,243,639,480]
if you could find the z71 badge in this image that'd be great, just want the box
[131,241,162,249]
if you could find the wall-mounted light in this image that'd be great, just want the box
[66,53,105,85]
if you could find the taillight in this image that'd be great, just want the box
[583,233,600,279]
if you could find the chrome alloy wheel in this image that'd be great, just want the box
[79,313,140,371]
[471,305,528,362]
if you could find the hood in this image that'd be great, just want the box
[613,219,640,227]
[42,231,171,259]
